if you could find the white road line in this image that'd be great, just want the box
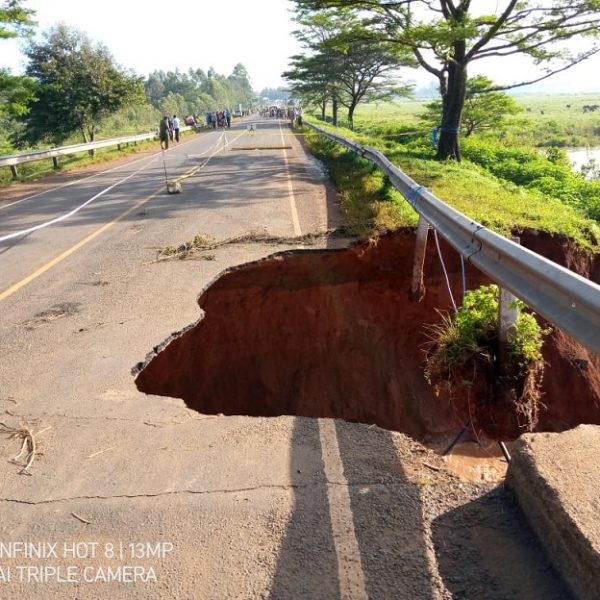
[318,419,369,600]
[0,151,159,210]
[279,122,302,236]
[0,130,223,210]
[0,130,238,243]
[0,158,158,243]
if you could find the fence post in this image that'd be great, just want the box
[10,165,19,180]
[498,236,520,374]
[410,215,430,302]
[52,156,59,170]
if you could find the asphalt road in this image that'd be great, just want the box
[0,118,569,599]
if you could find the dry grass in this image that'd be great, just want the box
[157,230,338,261]
[0,422,52,475]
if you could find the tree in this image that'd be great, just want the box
[227,63,255,109]
[0,0,34,39]
[19,24,143,145]
[286,8,414,129]
[284,52,339,122]
[1,1,36,121]
[0,69,36,118]
[422,75,522,137]
[293,0,600,160]
[159,92,188,120]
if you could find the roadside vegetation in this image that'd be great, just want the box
[0,1,259,186]
[424,284,548,439]
[286,1,600,250]
[303,103,600,251]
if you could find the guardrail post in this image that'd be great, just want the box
[10,165,19,179]
[410,215,430,302]
[117,143,122,151]
[52,156,59,170]
[498,236,520,374]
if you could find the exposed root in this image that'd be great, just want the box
[0,422,52,475]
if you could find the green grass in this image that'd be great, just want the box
[303,132,418,238]
[304,118,600,252]
[326,94,600,148]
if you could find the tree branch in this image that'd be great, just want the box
[465,0,519,61]
[481,49,600,92]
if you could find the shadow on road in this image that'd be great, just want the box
[268,419,340,599]
[431,487,573,600]
[269,418,434,599]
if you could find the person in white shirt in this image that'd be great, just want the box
[172,115,180,143]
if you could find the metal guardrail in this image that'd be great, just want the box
[306,121,600,356]
[0,126,194,169]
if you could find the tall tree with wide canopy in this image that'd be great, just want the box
[286,8,414,128]
[293,0,600,160]
[19,24,143,145]
[284,52,336,122]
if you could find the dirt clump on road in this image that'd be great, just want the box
[134,229,600,442]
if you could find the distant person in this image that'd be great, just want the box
[159,115,170,149]
[172,115,180,143]
[224,109,231,128]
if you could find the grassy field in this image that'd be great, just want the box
[330,93,600,148]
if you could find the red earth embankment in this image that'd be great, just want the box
[134,230,600,441]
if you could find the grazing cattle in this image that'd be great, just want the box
[582,104,600,112]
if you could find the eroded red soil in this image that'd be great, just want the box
[134,230,600,441]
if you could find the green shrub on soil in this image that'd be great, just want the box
[424,285,546,374]
[423,284,549,439]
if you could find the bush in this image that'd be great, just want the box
[424,284,549,440]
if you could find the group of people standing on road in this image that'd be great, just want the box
[159,115,181,150]
[206,110,231,129]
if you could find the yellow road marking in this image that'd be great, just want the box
[0,188,162,302]
[0,129,245,303]
[279,123,302,237]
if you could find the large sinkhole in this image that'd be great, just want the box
[134,230,600,442]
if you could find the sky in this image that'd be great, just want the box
[2,0,600,94]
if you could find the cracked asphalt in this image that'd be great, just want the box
[0,119,571,599]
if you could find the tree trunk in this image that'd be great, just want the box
[332,96,338,127]
[437,45,467,161]
[88,125,96,157]
[321,100,326,121]
[348,103,357,131]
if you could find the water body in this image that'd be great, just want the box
[567,147,600,179]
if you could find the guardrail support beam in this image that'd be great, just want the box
[305,121,600,357]
[52,157,59,170]
[10,165,18,180]
[498,237,520,374]
[410,215,430,302]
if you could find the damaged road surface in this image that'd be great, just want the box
[0,118,592,598]
[135,230,600,443]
